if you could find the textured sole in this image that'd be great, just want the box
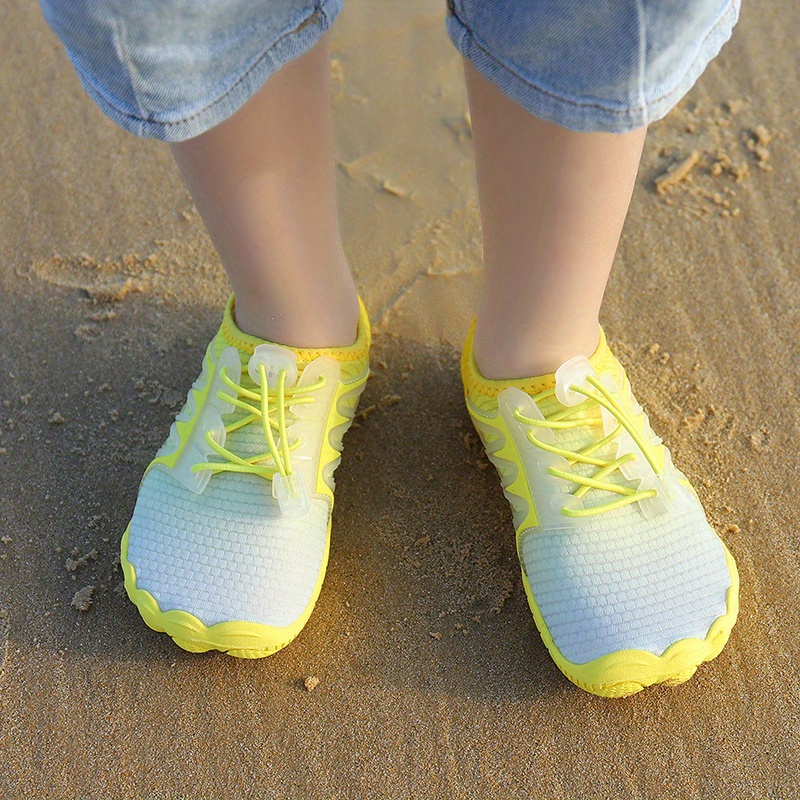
[521,542,740,698]
[120,523,329,658]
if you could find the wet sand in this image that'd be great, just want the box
[1,1,799,797]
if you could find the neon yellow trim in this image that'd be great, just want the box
[314,370,370,500]
[466,399,540,532]
[520,543,740,697]
[120,522,330,658]
[148,348,225,473]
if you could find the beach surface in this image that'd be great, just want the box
[1,2,799,797]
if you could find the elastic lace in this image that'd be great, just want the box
[193,363,325,482]
[513,374,662,518]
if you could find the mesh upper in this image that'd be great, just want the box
[128,469,329,628]
[128,384,332,628]
[520,500,730,664]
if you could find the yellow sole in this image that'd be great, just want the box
[521,541,740,698]
[120,522,329,658]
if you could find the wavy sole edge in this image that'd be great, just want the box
[120,522,330,659]
[521,541,740,698]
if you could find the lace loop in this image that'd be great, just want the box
[192,365,325,483]
[514,375,662,518]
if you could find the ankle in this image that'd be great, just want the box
[473,319,601,379]
[233,287,359,349]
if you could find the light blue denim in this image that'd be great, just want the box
[446,0,741,133]
[39,0,343,142]
[40,0,739,142]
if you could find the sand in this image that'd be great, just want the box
[1,1,799,798]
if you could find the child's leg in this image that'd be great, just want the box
[41,2,370,657]
[464,60,646,380]
[453,2,741,696]
[170,34,358,348]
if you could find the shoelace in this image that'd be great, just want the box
[514,374,662,518]
[193,364,324,483]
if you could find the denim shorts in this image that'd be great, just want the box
[40,0,739,141]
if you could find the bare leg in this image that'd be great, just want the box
[170,35,358,347]
[464,61,647,379]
